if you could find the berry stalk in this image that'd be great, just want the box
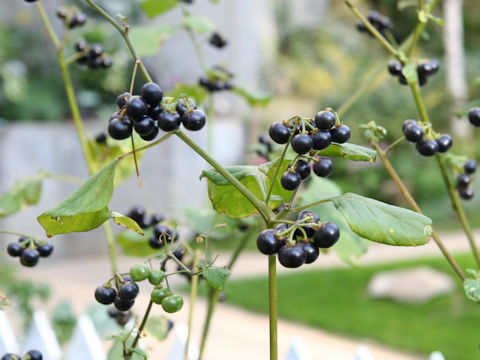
[185,249,202,360]
[268,255,278,360]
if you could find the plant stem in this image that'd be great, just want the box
[206,95,215,156]
[36,2,119,274]
[176,131,273,223]
[119,133,174,160]
[85,0,152,83]
[371,141,466,280]
[0,230,32,238]
[268,255,278,360]
[384,136,405,155]
[198,288,219,360]
[185,249,201,360]
[129,299,153,357]
[179,3,208,73]
[265,134,294,204]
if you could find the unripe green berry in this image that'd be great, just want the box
[161,294,184,313]
[148,270,165,286]
[129,264,151,282]
[151,287,170,304]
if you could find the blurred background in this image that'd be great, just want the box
[1,0,480,359]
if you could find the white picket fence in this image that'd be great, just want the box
[0,310,445,360]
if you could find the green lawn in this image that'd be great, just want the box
[222,254,480,360]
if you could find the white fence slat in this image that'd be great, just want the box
[66,315,106,360]
[285,337,314,360]
[0,311,19,354]
[355,345,374,360]
[23,311,61,360]
[429,351,446,360]
[166,323,198,360]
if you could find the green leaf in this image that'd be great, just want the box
[166,83,208,104]
[184,208,242,241]
[402,63,418,84]
[0,171,46,217]
[117,227,157,257]
[316,143,377,162]
[111,212,144,235]
[332,193,432,246]
[37,160,119,237]
[298,177,369,266]
[145,316,170,341]
[141,0,178,18]
[464,278,480,302]
[203,266,230,291]
[232,87,272,107]
[183,14,215,34]
[200,158,291,218]
[428,13,444,26]
[88,135,145,187]
[129,25,176,57]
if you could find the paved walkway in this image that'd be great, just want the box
[14,230,474,359]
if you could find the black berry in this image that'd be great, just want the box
[388,61,402,76]
[296,210,319,238]
[94,286,116,305]
[75,39,87,52]
[154,225,178,243]
[25,350,43,360]
[37,243,54,257]
[459,187,474,200]
[141,82,163,106]
[311,131,332,150]
[281,172,301,191]
[89,44,103,58]
[295,160,311,180]
[330,125,351,143]
[457,174,471,188]
[20,249,40,267]
[118,282,139,301]
[256,230,282,255]
[158,111,181,132]
[402,119,417,133]
[464,160,477,174]
[134,116,156,136]
[182,110,206,131]
[278,245,306,268]
[149,236,165,249]
[313,222,340,248]
[314,111,336,130]
[468,107,480,127]
[126,96,148,120]
[436,134,452,153]
[114,296,134,311]
[269,122,291,144]
[291,134,313,154]
[7,243,23,257]
[299,242,319,264]
[209,32,228,48]
[403,124,423,143]
[313,158,333,177]
[416,140,438,156]
[176,98,196,116]
[116,92,131,109]
[128,206,146,226]
[108,118,133,140]
[140,126,159,141]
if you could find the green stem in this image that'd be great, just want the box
[371,140,466,281]
[268,255,278,360]
[384,136,405,155]
[206,95,215,155]
[265,134,294,204]
[185,250,201,360]
[85,0,152,83]
[0,230,32,238]
[119,133,174,160]
[129,300,153,356]
[179,3,208,73]
[176,131,273,223]
[65,52,85,66]
[36,2,119,274]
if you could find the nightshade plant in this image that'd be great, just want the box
[2,0,479,359]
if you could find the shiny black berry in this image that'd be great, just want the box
[176,98,196,116]
[20,249,40,267]
[114,296,134,311]
[299,242,319,264]
[256,230,282,255]
[75,39,87,52]
[141,82,163,106]
[295,160,311,180]
[128,206,146,226]
[330,125,350,143]
[291,134,313,154]
[158,111,181,132]
[457,174,471,188]
[269,122,291,144]
[26,350,43,360]
[311,131,332,150]
[116,92,131,109]
[37,243,54,257]
[296,210,319,238]
[281,172,301,191]
[402,119,418,133]
[7,242,23,257]
[313,158,333,177]
[94,286,116,305]
[388,61,402,76]
[468,107,480,127]
[278,245,306,268]
[89,44,103,58]
[118,282,139,301]
[464,160,477,174]
[134,116,155,136]
[417,60,439,77]
[403,124,423,143]
[140,126,159,141]
[436,134,452,153]
[182,110,206,131]
[459,187,474,200]
[416,140,438,156]
[149,236,164,249]
[313,222,340,248]
[101,57,113,69]
[314,111,336,130]
[154,225,178,243]
[108,119,133,140]
[209,32,228,48]
[126,96,148,120]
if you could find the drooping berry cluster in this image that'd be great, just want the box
[269,110,351,191]
[388,60,439,86]
[127,206,164,229]
[95,275,140,312]
[356,11,393,37]
[55,7,87,29]
[108,83,206,141]
[468,107,480,127]
[1,350,43,360]
[209,32,228,49]
[198,66,234,92]
[402,120,452,157]
[257,211,340,268]
[6,237,53,267]
[74,40,113,70]
[457,160,476,200]
[150,271,184,314]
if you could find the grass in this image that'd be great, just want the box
[221,253,480,360]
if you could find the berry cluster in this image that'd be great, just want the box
[402,120,452,157]
[388,60,439,86]
[209,32,228,49]
[269,110,351,191]
[74,40,113,70]
[356,11,393,37]
[457,160,476,200]
[257,211,340,268]
[6,237,53,267]
[127,206,164,229]
[468,107,480,127]
[55,7,87,29]
[108,83,206,141]
[1,350,42,360]
[198,66,234,93]
[151,284,184,313]
[95,275,140,312]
